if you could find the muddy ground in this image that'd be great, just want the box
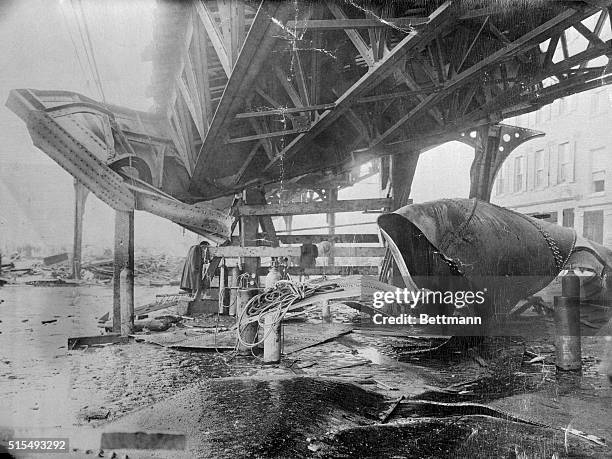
[0,284,611,458]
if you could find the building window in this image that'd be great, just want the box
[514,156,524,192]
[544,104,552,121]
[562,208,574,228]
[593,171,605,192]
[583,210,604,244]
[591,147,606,193]
[535,149,544,187]
[557,142,570,183]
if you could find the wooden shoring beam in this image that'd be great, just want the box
[356,87,440,103]
[230,0,246,65]
[277,233,380,244]
[394,68,444,125]
[231,233,381,244]
[236,197,392,216]
[206,246,386,258]
[233,140,264,185]
[573,21,605,46]
[176,74,205,140]
[327,2,375,67]
[287,17,428,30]
[183,52,205,130]
[560,30,570,59]
[167,109,191,175]
[190,2,293,195]
[291,51,311,108]
[192,17,212,129]
[457,16,489,72]
[195,0,231,77]
[175,94,197,167]
[258,215,279,247]
[469,38,612,118]
[544,33,561,67]
[370,7,588,147]
[432,38,447,83]
[236,103,336,119]
[263,1,454,171]
[246,118,271,159]
[458,84,478,115]
[227,127,305,144]
[274,66,304,107]
[310,33,322,109]
[580,9,608,68]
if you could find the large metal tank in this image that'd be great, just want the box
[377,198,578,322]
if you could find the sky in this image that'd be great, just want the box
[0,0,473,256]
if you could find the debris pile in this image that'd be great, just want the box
[1,252,185,286]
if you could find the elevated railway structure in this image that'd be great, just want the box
[6,0,612,329]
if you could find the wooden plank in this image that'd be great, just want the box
[274,66,304,107]
[226,127,305,144]
[327,2,375,67]
[208,246,384,258]
[208,246,300,257]
[232,233,381,244]
[277,234,380,244]
[195,0,231,77]
[236,103,336,119]
[237,198,392,216]
[68,334,129,349]
[288,266,379,276]
[287,17,428,30]
[192,17,212,128]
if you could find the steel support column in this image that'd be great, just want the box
[113,210,134,333]
[468,124,544,202]
[72,179,89,280]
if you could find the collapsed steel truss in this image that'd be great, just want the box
[6,0,612,233]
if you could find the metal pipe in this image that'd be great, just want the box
[554,271,581,371]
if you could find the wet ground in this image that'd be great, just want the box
[0,284,611,458]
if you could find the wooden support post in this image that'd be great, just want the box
[238,188,264,353]
[113,210,134,333]
[120,267,134,336]
[72,180,89,280]
[218,259,227,315]
[327,187,338,267]
[229,266,240,316]
[283,215,293,234]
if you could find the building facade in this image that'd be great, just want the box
[492,86,612,247]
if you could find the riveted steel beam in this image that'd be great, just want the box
[134,192,232,243]
[26,110,135,211]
